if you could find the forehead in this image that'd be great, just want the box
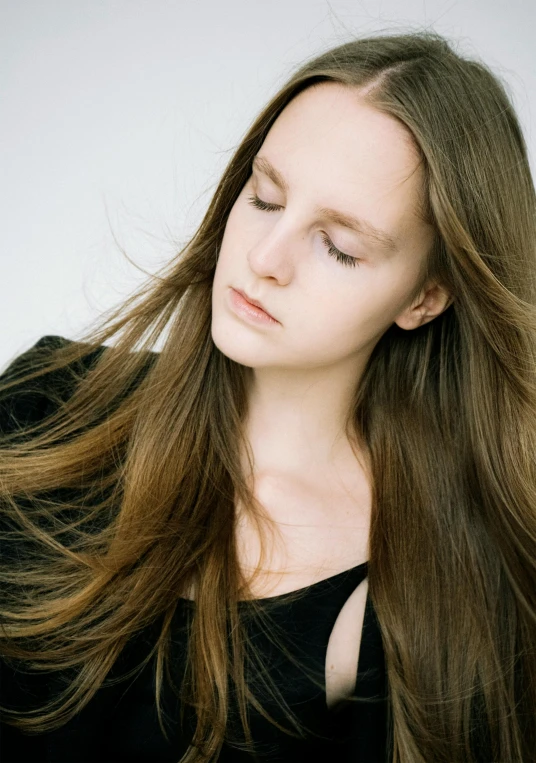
[267,85,421,187]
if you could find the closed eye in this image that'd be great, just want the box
[246,194,360,269]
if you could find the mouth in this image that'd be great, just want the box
[232,287,277,321]
[229,288,280,325]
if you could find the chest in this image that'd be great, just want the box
[235,469,370,593]
[234,470,371,709]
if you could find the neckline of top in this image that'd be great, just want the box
[178,560,369,605]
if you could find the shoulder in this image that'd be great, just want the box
[0,335,107,437]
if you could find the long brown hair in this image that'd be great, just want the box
[1,29,535,762]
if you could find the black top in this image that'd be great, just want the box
[0,336,389,762]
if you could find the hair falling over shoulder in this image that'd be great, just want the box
[1,29,535,762]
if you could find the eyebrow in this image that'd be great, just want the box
[252,155,399,252]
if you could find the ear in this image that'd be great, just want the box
[394,281,454,331]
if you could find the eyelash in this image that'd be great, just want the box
[246,194,359,269]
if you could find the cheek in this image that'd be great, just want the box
[287,290,369,352]
[216,207,251,266]
[226,194,254,235]
[298,277,406,349]
[215,231,239,278]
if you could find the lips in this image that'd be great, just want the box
[232,288,277,321]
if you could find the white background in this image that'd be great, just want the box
[2,0,535,367]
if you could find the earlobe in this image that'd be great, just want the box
[394,307,427,331]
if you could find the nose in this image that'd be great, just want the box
[247,220,300,284]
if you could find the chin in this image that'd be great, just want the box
[210,318,253,367]
[215,323,291,373]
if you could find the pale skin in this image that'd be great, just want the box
[210,82,453,708]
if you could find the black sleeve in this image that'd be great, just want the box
[0,335,114,763]
[0,335,107,438]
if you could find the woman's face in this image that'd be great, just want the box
[211,82,438,371]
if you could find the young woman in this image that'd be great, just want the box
[1,29,535,763]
